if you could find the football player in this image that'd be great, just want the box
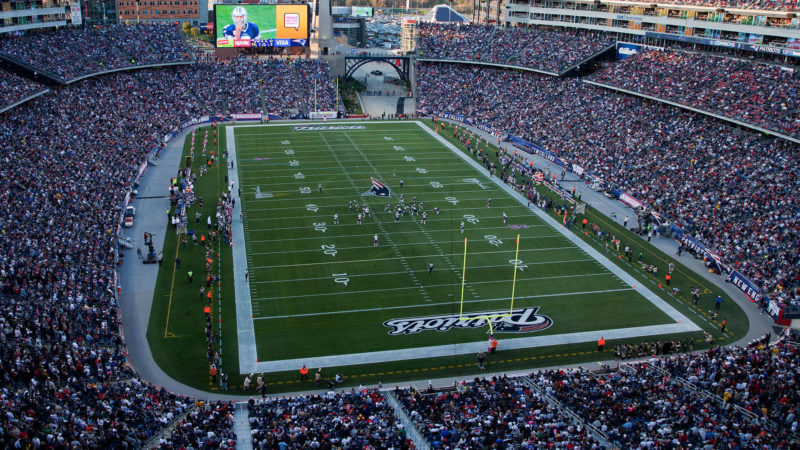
[222,7,260,40]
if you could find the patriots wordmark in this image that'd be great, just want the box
[292,125,366,131]
[383,307,553,335]
[362,177,391,197]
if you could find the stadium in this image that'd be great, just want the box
[0,0,798,447]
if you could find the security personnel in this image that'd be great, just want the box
[598,337,606,352]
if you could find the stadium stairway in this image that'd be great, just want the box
[385,391,432,449]
[289,64,311,115]
[234,402,253,450]
[644,360,800,442]
[559,42,616,76]
[0,53,63,84]
[95,28,142,69]
[141,404,196,449]
[506,31,543,67]
[473,27,498,61]
[522,376,613,447]
[256,63,269,114]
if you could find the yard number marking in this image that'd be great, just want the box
[333,273,349,286]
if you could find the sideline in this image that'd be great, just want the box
[119,119,773,401]
[231,120,699,374]
[433,117,775,346]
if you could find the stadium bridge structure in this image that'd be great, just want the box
[345,54,411,81]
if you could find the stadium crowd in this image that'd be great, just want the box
[390,331,796,449]
[650,333,798,426]
[398,375,604,448]
[538,363,776,447]
[589,49,800,139]
[652,0,797,11]
[0,21,798,448]
[177,58,336,116]
[0,69,45,110]
[0,48,336,446]
[417,61,800,310]
[416,23,614,73]
[248,388,411,448]
[156,401,237,449]
[0,23,192,81]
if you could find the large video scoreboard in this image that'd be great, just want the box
[215,4,310,48]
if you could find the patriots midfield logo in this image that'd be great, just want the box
[363,177,391,197]
[383,307,553,335]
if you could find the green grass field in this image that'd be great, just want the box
[238,121,680,362]
[148,120,748,392]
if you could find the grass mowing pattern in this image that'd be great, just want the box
[146,121,748,393]
[237,122,672,363]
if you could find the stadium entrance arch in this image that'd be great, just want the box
[345,55,410,81]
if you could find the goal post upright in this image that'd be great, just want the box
[458,234,521,331]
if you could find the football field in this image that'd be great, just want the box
[228,121,700,374]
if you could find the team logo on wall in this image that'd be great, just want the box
[383,307,552,335]
[363,177,391,197]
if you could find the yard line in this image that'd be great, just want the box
[243,202,518,214]
[234,133,433,143]
[250,247,577,269]
[244,221,552,235]
[252,272,614,301]
[243,211,539,225]
[250,259,598,283]
[237,167,499,180]
[238,156,488,167]
[239,189,503,202]
[236,148,456,158]
[247,234,568,256]
[252,287,635,320]
[246,226,551,243]
[319,132,431,301]
[342,129,486,300]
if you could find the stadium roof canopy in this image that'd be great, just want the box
[421,4,469,23]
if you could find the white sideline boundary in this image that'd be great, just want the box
[232,121,701,374]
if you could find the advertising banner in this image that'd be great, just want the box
[644,32,800,58]
[728,269,760,303]
[216,4,309,48]
[675,233,725,272]
[476,122,497,135]
[70,0,82,25]
[135,161,148,183]
[619,192,644,209]
[232,113,262,121]
[616,42,642,59]
[439,112,471,125]
[309,111,338,119]
[768,300,782,321]
[507,134,567,168]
